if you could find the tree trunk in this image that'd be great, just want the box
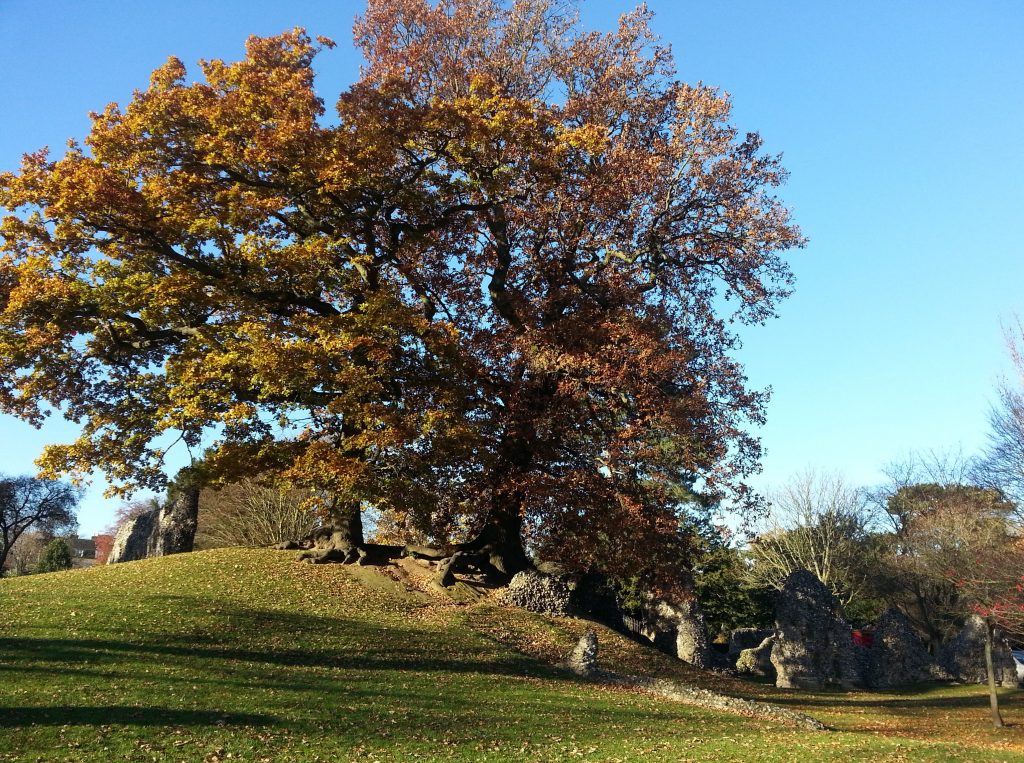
[403,437,534,587]
[293,502,404,565]
[296,502,363,563]
[289,482,534,586]
[984,618,1005,729]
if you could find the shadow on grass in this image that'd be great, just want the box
[0,636,554,685]
[0,706,274,728]
[0,596,560,678]
[0,597,751,746]
[748,683,1024,719]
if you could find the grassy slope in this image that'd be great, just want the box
[0,549,1022,762]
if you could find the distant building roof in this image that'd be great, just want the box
[66,537,96,558]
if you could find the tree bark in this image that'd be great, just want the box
[289,486,532,586]
[293,503,404,565]
[0,528,11,578]
[984,618,1005,729]
[429,491,531,586]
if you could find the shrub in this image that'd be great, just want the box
[35,539,73,573]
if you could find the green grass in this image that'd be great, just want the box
[2,548,1024,762]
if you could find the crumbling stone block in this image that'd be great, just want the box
[497,569,571,616]
[735,635,776,680]
[107,511,156,564]
[867,607,936,689]
[728,627,774,664]
[771,569,862,690]
[937,615,1017,687]
[564,630,600,677]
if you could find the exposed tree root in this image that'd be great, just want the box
[276,509,531,588]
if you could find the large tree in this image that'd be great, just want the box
[0,475,79,576]
[0,1,802,590]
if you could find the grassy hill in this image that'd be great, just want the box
[3,548,1024,762]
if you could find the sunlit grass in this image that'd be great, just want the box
[2,548,1023,761]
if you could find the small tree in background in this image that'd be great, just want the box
[34,538,73,573]
[5,531,45,576]
[196,479,322,548]
[0,475,79,577]
[744,470,883,621]
[950,537,1024,729]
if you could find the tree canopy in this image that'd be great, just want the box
[0,0,802,588]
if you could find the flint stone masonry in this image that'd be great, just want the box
[107,511,156,564]
[497,569,572,616]
[867,608,937,689]
[852,643,871,686]
[564,630,601,677]
[771,569,862,690]
[728,628,774,664]
[649,598,714,668]
[735,635,776,680]
[938,615,1018,687]
[107,486,200,565]
[559,628,826,731]
[148,486,200,557]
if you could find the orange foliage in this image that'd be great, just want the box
[0,3,803,586]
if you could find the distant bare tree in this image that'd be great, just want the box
[745,469,879,611]
[196,479,322,549]
[105,497,164,538]
[6,531,45,575]
[970,319,1024,514]
[976,400,1024,516]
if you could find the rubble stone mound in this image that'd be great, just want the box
[771,569,862,690]
[148,487,200,557]
[735,635,776,680]
[107,511,157,564]
[728,628,774,664]
[497,569,571,616]
[867,607,936,689]
[564,630,600,677]
[108,485,200,565]
[938,615,1017,686]
[651,598,714,669]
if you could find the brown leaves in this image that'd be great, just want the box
[0,2,803,579]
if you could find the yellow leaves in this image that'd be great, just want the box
[287,440,369,495]
[148,56,187,90]
[556,122,610,156]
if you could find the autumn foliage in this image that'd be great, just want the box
[0,1,802,587]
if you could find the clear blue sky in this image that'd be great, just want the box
[1,1,1022,536]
